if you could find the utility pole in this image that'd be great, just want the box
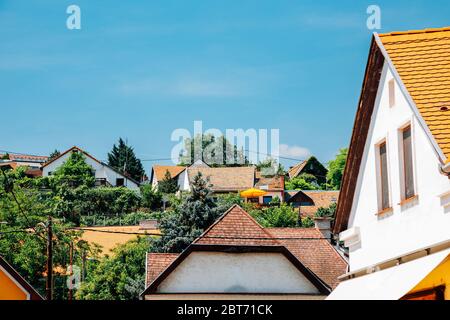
[46,216,53,301]
[68,241,73,301]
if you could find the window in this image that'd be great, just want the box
[401,125,415,199]
[263,196,273,204]
[116,178,124,187]
[378,142,390,210]
[388,78,395,107]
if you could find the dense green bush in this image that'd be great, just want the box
[80,211,162,226]
[249,203,299,228]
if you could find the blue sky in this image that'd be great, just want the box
[1,0,449,172]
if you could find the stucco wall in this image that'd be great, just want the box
[156,251,321,294]
[345,61,450,271]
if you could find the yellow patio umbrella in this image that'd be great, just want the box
[240,188,267,198]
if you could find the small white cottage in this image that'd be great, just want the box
[42,146,140,190]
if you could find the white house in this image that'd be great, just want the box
[141,205,347,300]
[42,146,140,191]
[329,27,450,300]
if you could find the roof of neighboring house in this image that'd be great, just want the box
[0,255,44,300]
[266,228,347,289]
[288,160,307,179]
[146,253,179,286]
[7,154,48,163]
[379,27,450,161]
[335,27,450,233]
[194,204,279,246]
[152,165,186,182]
[77,226,159,255]
[187,166,255,192]
[144,205,347,294]
[42,146,141,185]
[254,174,284,191]
[286,190,339,217]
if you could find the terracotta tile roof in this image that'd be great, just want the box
[152,165,186,182]
[187,167,255,192]
[194,205,279,246]
[254,175,284,191]
[266,228,347,289]
[145,205,347,290]
[146,253,179,286]
[288,161,307,179]
[286,190,339,218]
[379,27,450,160]
[8,154,48,162]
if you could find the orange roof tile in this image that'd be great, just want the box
[146,253,179,286]
[187,166,255,192]
[266,228,347,289]
[152,165,186,182]
[194,205,279,246]
[379,27,450,159]
[288,161,307,179]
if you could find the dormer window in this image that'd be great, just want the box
[388,78,396,107]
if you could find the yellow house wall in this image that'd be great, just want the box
[407,256,450,299]
[0,268,27,300]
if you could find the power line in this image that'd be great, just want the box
[0,169,46,241]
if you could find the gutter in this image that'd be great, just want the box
[441,161,450,176]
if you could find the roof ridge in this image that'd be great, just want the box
[193,204,280,244]
[379,26,450,37]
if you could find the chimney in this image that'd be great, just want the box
[314,217,332,241]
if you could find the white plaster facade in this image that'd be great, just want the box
[155,251,321,294]
[342,60,450,271]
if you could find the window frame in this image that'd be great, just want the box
[398,122,417,202]
[375,138,392,212]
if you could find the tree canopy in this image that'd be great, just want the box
[179,134,249,167]
[153,172,221,253]
[157,170,179,194]
[326,148,348,190]
[107,138,145,182]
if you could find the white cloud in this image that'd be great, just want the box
[279,144,311,159]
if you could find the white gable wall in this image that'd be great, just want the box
[345,61,450,271]
[156,251,321,294]
[42,152,140,191]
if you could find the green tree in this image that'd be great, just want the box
[157,170,179,194]
[140,184,163,210]
[300,216,315,228]
[285,176,318,191]
[153,172,220,253]
[179,134,249,167]
[108,138,145,182]
[249,203,298,227]
[315,202,337,219]
[48,149,61,162]
[51,151,95,189]
[327,148,348,190]
[0,167,98,299]
[76,237,150,300]
[256,158,285,176]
